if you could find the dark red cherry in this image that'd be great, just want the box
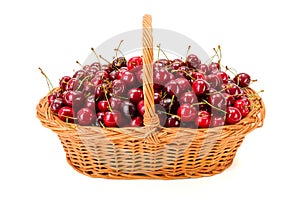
[84,95,96,110]
[111,79,126,96]
[121,101,137,118]
[58,106,74,123]
[226,107,242,124]
[208,93,226,111]
[186,54,200,69]
[128,88,144,104]
[175,77,191,91]
[96,112,105,125]
[48,92,63,104]
[225,83,242,97]
[159,98,179,113]
[65,78,81,91]
[97,100,110,112]
[137,100,145,116]
[95,70,109,80]
[109,97,123,110]
[135,69,143,84]
[121,71,137,87]
[165,80,181,97]
[59,76,71,91]
[50,98,64,113]
[177,103,197,122]
[216,71,229,84]
[165,116,181,127]
[223,93,235,106]
[73,69,88,80]
[112,57,127,69]
[206,74,222,89]
[191,71,205,81]
[197,64,209,75]
[63,90,84,109]
[208,62,220,74]
[234,73,251,87]
[234,99,250,117]
[77,108,96,126]
[115,67,128,80]
[130,116,143,127]
[94,83,109,101]
[154,92,162,104]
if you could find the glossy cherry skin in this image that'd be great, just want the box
[226,107,242,124]
[159,98,179,114]
[175,77,191,91]
[50,98,64,113]
[206,74,222,89]
[208,93,227,111]
[77,108,96,126]
[154,92,162,104]
[72,69,88,80]
[208,62,220,74]
[130,116,143,127]
[97,100,110,112]
[128,88,144,104]
[225,83,242,97]
[164,116,181,127]
[112,57,127,69]
[165,80,181,97]
[197,64,209,75]
[84,95,96,110]
[234,99,250,117]
[121,101,137,118]
[210,116,225,127]
[186,54,200,68]
[59,76,71,91]
[65,78,81,91]
[96,112,105,126]
[127,56,143,71]
[192,79,209,96]
[216,71,229,84]
[111,79,126,96]
[109,96,123,110]
[121,71,137,87]
[234,73,251,87]
[63,90,84,109]
[58,106,74,123]
[103,111,123,127]
[94,83,109,101]
[179,91,198,104]
[48,92,63,104]
[223,93,235,107]
[191,71,206,81]
[195,111,211,128]
[177,103,197,122]
[137,100,145,116]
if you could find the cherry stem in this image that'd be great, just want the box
[168,95,175,113]
[76,75,91,91]
[98,120,105,128]
[157,110,181,120]
[156,44,169,60]
[91,48,102,70]
[38,67,54,92]
[157,43,161,60]
[115,40,124,58]
[104,90,113,112]
[76,61,83,68]
[185,45,191,62]
[99,55,112,64]
[202,99,227,114]
[225,66,237,77]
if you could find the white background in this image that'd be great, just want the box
[0,0,299,199]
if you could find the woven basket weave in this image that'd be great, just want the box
[36,15,265,179]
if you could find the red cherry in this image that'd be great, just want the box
[59,76,71,91]
[226,107,242,124]
[77,108,96,126]
[206,74,222,89]
[234,73,251,87]
[103,111,123,127]
[195,111,211,128]
[197,64,209,75]
[191,71,205,80]
[109,96,123,110]
[50,98,64,113]
[111,79,126,96]
[130,116,143,127]
[210,116,225,127]
[137,100,145,116]
[97,100,110,112]
[175,77,191,91]
[216,71,229,84]
[84,95,96,110]
[58,107,74,123]
[179,91,198,104]
[121,71,137,87]
[234,99,250,117]
[192,79,208,96]
[63,90,84,109]
[165,116,181,127]
[165,80,181,97]
[208,62,220,74]
[127,56,143,71]
[128,88,144,104]
[177,103,197,122]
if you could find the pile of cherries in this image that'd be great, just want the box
[47,52,252,128]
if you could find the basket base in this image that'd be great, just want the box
[66,156,234,180]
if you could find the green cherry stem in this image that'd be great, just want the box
[38,67,54,91]
[91,47,102,70]
[202,99,227,114]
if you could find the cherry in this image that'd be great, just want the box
[216,71,229,84]
[65,78,81,91]
[223,93,235,106]
[195,111,211,128]
[109,96,123,110]
[96,112,105,125]
[82,83,95,96]
[234,73,251,87]
[170,59,185,70]
[95,70,109,80]
[103,111,123,127]
[154,92,162,104]
[128,88,143,104]
[137,100,145,116]
[112,57,127,69]
[234,99,250,117]
[175,77,191,91]
[48,92,63,104]
[63,90,84,109]
[94,83,109,101]
[97,100,110,112]
[109,70,118,80]
[179,91,198,104]
[210,116,225,127]
[135,69,143,84]
[59,76,71,91]
[130,116,143,127]
[186,54,200,68]
[226,107,242,124]
[175,66,192,79]
[208,62,220,74]
[116,67,128,79]
[90,62,101,69]
[192,79,209,96]
[111,79,126,96]
[50,98,64,113]
[159,97,179,114]
[100,64,112,73]
[73,69,88,80]
[206,74,222,89]
[164,116,180,127]
[191,71,206,80]
[225,83,242,97]
[177,103,197,122]
[90,76,104,87]
[58,106,74,123]
[154,68,170,86]
[121,101,137,118]
[156,59,171,66]
[77,108,96,126]
[121,71,137,87]
[84,95,96,110]
[127,56,143,71]
[208,93,226,111]
[197,64,209,75]
[165,80,181,97]
[87,65,100,75]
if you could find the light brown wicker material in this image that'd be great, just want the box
[36,15,265,179]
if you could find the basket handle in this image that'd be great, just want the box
[142,15,161,140]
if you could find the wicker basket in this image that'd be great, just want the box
[36,15,265,179]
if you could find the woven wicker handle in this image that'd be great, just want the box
[142,15,160,128]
